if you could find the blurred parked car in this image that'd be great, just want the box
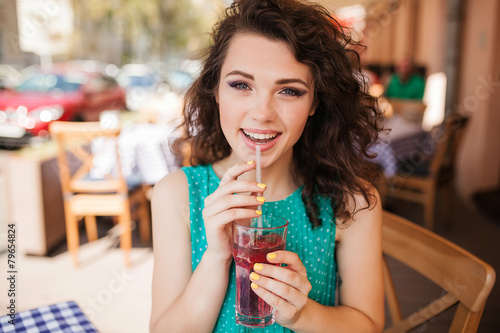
[118,63,159,111]
[163,69,195,95]
[0,63,126,149]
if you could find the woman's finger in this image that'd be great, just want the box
[252,262,312,296]
[204,180,266,207]
[266,251,308,278]
[202,194,264,219]
[250,272,308,310]
[208,208,263,227]
[250,279,307,326]
[220,161,255,185]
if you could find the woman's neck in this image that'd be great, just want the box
[213,150,301,202]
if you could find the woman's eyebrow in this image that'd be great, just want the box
[276,78,310,88]
[226,70,254,80]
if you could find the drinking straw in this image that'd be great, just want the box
[255,145,263,228]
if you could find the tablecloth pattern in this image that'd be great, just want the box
[370,130,430,177]
[0,301,99,333]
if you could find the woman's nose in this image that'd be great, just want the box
[250,93,276,122]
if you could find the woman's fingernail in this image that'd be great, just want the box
[251,282,259,290]
[257,183,266,189]
[247,161,254,165]
[255,210,262,215]
[256,197,265,203]
[249,272,260,280]
[254,263,264,271]
[267,253,277,260]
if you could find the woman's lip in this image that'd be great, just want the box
[240,129,281,151]
[242,128,281,135]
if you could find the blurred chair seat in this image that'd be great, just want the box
[68,194,129,216]
[382,210,496,332]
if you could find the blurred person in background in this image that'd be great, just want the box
[385,55,425,100]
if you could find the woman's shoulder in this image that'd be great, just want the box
[151,170,190,230]
[335,183,382,240]
[152,165,213,202]
[152,170,189,205]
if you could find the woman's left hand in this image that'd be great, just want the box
[250,250,312,326]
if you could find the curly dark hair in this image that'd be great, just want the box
[174,0,383,227]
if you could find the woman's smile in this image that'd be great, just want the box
[240,129,282,151]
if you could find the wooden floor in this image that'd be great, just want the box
[384,188,500,332]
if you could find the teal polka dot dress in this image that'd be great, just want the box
[183,164,337,332]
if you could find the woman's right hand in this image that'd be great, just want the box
[202,161,266,262]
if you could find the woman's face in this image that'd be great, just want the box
[216,33,316,168]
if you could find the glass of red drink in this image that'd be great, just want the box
[232,215,288,328]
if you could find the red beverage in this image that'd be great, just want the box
[232,219,288,328]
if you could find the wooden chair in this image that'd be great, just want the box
[49,121,149,266]
[382,210,496,333]
[380,113,469,230]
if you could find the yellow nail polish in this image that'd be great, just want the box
[250,272,260,280]
[267,253,276,260]
[251,282,259,290]
[256,197,265,203]
[254,263,264,271]
[257,183,266,189]
[247,161,254,165]
[255,210,262,215]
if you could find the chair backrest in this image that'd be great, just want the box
[382,210,495,333]
[428,113,469,176]
[49,121,128,197]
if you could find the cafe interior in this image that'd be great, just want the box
[0,0,499,332]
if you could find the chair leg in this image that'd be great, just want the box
[423,186,436,230]
[85,215,98,242]
[130,185,152,243]
[442,181,454,229]
[119,210,132,266]
[139,188,151,243]
[139,209,151,243]
[65,210,80,266]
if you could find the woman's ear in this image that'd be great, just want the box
[309,100,318,116]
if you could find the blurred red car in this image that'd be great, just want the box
[0,64,126,148]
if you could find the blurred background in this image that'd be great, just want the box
[0,0,499,332]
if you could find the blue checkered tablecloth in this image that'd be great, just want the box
[0,301,98,333]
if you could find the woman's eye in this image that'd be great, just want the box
[229,82,250,90]
[281,88,304,96]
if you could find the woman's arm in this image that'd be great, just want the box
[251,188,385,332]
[149,170,231,332]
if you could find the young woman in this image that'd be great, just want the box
[150,0,385,332]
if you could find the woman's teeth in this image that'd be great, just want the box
[242,130,278,143]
